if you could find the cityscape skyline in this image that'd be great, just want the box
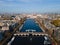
[0,0,60,13]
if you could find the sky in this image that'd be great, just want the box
[0,0,60,13]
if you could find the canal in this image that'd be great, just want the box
[20,19,43,32]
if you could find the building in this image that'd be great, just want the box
[54,27,60,41]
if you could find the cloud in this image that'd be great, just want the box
[0,0,14,2]
[17,0,29,1]
[0,0,42,3]
[0,0,43,6]
[6,0,14,1]
[17,0,41,2]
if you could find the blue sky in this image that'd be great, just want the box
[0,0,60,13]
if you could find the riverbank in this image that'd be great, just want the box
[35,18,57,45]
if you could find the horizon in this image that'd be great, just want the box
[0,0,60,13]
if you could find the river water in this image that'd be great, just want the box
[20,19,43,32]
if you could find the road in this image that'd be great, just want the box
[0,18,26,45]
[35,18,58,45]
[0,17,58,45]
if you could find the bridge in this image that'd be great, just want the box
[14,32,48,36]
